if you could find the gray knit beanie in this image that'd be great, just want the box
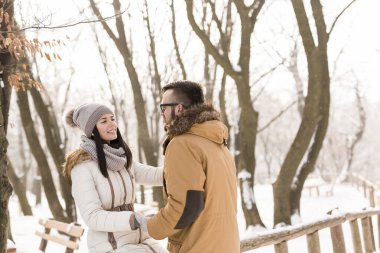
[65,103,113,137]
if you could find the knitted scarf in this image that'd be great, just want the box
[79,135,126,171]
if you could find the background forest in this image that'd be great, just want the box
[1,0,379,250]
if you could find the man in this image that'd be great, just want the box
[141,80,239,252]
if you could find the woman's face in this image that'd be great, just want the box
[96,113,117,143]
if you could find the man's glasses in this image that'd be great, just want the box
[160,103,179,113]
[160,103,189,113]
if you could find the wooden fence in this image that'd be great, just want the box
[240,208,380,252]
[350,172,379,208]
[240,174,380,252]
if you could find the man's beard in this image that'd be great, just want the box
[163,110,178,132]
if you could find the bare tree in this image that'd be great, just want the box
[319,75,366,190]
[7,125,33,209]
[272,0,358,226]
[17,89,70,222]
[89,0,165,206]
[0,0,17,248]
[6,157,33,215]
[29,79,76,220]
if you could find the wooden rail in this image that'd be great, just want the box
[350,172,379,208]
[240,208,380,252]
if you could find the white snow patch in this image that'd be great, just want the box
[274,222,287,229]
[238,169,255,209]
[238,169,252,180]
[290,210,302,225]
[241,225,268,239]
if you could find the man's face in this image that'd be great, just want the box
[160,89,181,125]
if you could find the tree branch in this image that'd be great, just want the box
[89,0,119,45]
[291,0,316,56]
[233,0,248,17]
[185,0,237,78]
[249,0,266,30]
[258,100,296,133]
[113,0,127,43]
[170,0,187,79]
[143,0,161,93]
[310,0,327,48]
[207,0,229,55]
[18,10,127,32]
[328,0,358,41]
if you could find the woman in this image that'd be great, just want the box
[63,103,167,253]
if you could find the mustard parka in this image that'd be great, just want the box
[147,104,240,253]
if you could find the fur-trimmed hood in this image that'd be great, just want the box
[62,149,90,183]
[166,103,222,137]
[163,103,228,154]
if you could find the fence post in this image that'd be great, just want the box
[369,186,375,207]
[361,216,375,252]
[307,231,321,253]
[39,226,51,251]
[349,219,363,253]
[330,224,346,253]
[274,241,288,253]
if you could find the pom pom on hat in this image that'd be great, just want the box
[65,109,77,127]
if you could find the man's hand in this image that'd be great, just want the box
[134,212,149,232]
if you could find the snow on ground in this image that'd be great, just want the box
[9,199,167,252]
[9,183,376,252]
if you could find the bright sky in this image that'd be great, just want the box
[329,0,380,103]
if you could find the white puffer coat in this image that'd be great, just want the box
[71,159,167,253]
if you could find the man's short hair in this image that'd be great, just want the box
[162,80,205,106]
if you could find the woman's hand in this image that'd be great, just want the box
[134,212,149,232]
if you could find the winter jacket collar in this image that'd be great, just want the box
[163,103,228,154]
[63,149,90,183]
[166,103,221,136]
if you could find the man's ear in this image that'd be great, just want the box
[178,104,184,113]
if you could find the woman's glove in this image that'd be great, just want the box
[134,212,148,232]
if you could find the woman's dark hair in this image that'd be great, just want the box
[93,127,132,178]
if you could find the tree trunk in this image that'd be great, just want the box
[7,157,33,216]
[0,78,13,253]
[17,90,69,222]
[290,80,330,216]
[219,73,231,145]
[273,50,325,225]
[0,116,13,252]
[143,0,165,208]
[273,0,331,226]
[0,0,15,249]
[32,172,42,206]
[237,89,263,227]
[29,87,75,221]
